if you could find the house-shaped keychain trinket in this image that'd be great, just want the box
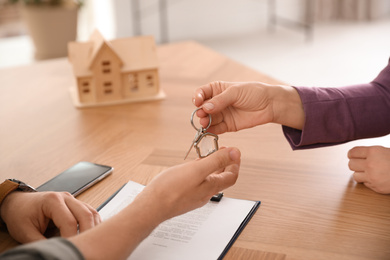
[68,30,165,107]
[194,132,219,158]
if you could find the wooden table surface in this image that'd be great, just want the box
[1,41,389,260]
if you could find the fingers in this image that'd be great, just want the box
[193,88,206,107]
[192,147,241,181]
[352,171,366,183]
[348,146,368,159]
[198,112,227,133]
[205,162,240,193]
[193,81,237,112]
[202,87,239,115]
[194,82,237,132]
[193,81,225,107]
[348,146,390,194]
[43,192,100,237]
[348,147,369,184]
[44,193,78,237]
[348,157,366,173]
[65,197,101,233]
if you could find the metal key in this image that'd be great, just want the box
[184,108,219,160]
[184,127,203,160]
[194,131,219,158]
[184,108,223,201]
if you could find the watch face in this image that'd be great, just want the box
[8,179,36,192]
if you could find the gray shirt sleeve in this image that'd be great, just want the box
[0,237,84,260]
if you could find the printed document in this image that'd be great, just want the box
[99,181,260,260]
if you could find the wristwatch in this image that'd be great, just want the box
[0,179,37,206]
[0,179,36,228]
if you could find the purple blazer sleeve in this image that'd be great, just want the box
[283,58,390,150]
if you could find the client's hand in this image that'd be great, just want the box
[137,147,241,221]
[348,145,390,194]
[69,147,241,260]
[1,191,101,243]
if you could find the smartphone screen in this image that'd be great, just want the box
[36,161,113,196]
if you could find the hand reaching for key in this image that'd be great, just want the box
[69,147,241,260]
[192,81,305,135]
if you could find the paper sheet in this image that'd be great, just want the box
[99,181,258,260]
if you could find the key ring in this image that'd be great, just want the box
[191,107,211,131]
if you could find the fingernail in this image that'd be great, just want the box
[229,148,240,161]
[192,98,195,105]
[197,92,204,100]
[202,102,214,111]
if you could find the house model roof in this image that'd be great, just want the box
[68,30,159,77]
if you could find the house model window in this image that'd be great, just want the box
[68,30,164,108]
[102,61,111,74]
[146,74,154,87]
[104,82,113,94]
[82,81,90,93]
[128,74,139,92]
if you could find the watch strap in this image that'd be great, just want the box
[0,179,36,229]
[0,180,19,206]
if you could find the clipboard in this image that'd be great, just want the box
[97,181,261,260]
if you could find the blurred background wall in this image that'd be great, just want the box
[1,0,390,87]
[81,0,390,42]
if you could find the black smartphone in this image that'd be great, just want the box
[36,161,113,196]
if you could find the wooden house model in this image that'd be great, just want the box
[68,30,165,107]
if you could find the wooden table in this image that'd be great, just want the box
[1,41,389,260]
